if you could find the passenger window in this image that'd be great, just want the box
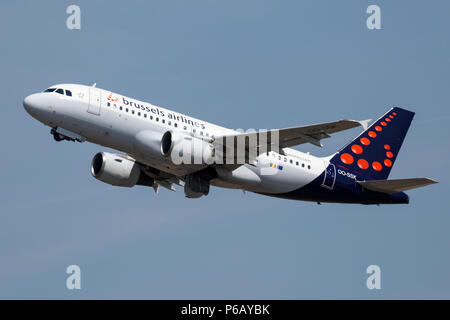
[132,110,135,114]
[156,118,159,122]
[120,106,123,110]
[144,114,147,118]
[162,119,165,124]
[308,165,311,170]
[302,163,305,168]
[138,112,141,116]
[126,108,129,112]
[150,116,153,120]
[107,102,110,107]
[296,161,299,166]
[65,90,72,96]
[55,88,64,95]
[174,123,178,127]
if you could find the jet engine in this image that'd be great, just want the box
[91,152,154,187]
[160,131,215,165]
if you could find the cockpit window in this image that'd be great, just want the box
[43,87,73,97]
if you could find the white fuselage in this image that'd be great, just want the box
[23,83,329,195]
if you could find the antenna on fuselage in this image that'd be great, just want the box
[92,83,97,88]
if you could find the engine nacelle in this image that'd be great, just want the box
[134,130,164,159]
[161,131,215,165]
[91,152,153,187]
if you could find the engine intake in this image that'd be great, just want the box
[161,131,173,156]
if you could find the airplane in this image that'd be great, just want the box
[23,83,437,204]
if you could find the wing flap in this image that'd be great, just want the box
[358,178,438,194]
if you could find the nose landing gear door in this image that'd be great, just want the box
[88,87,101,115]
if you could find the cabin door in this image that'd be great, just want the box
[88,88,101,115]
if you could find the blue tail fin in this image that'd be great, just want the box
[330,107,415,180]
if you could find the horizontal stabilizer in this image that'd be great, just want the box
[358,178,438,194]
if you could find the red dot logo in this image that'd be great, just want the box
[375,126,382,132]
[358,159,369,170]
[384,144,391,150]
[340,153,354,165]
[368,131,377,138]
[384,159,392,167]
[372,161,383,171]
[386,151,394,158]
[385,118,391,122]
[360,137,371,145]
[393,112,397,115]
[389,115,394,119]
[381,121,387,126]
[351,144,363,154]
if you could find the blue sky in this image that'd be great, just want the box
[0,0,449,299]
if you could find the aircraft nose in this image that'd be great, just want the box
[23,93,43,115]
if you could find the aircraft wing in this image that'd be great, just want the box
[213,119,370,162]
[275,119,370,148]
[358,178,438,194]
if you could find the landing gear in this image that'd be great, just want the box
[50,127,85,143]
[51,128,64,141]
[184,167,217,198]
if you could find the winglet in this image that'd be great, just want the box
[357,119,372,130]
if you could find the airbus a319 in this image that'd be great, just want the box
[23,83,437,204]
